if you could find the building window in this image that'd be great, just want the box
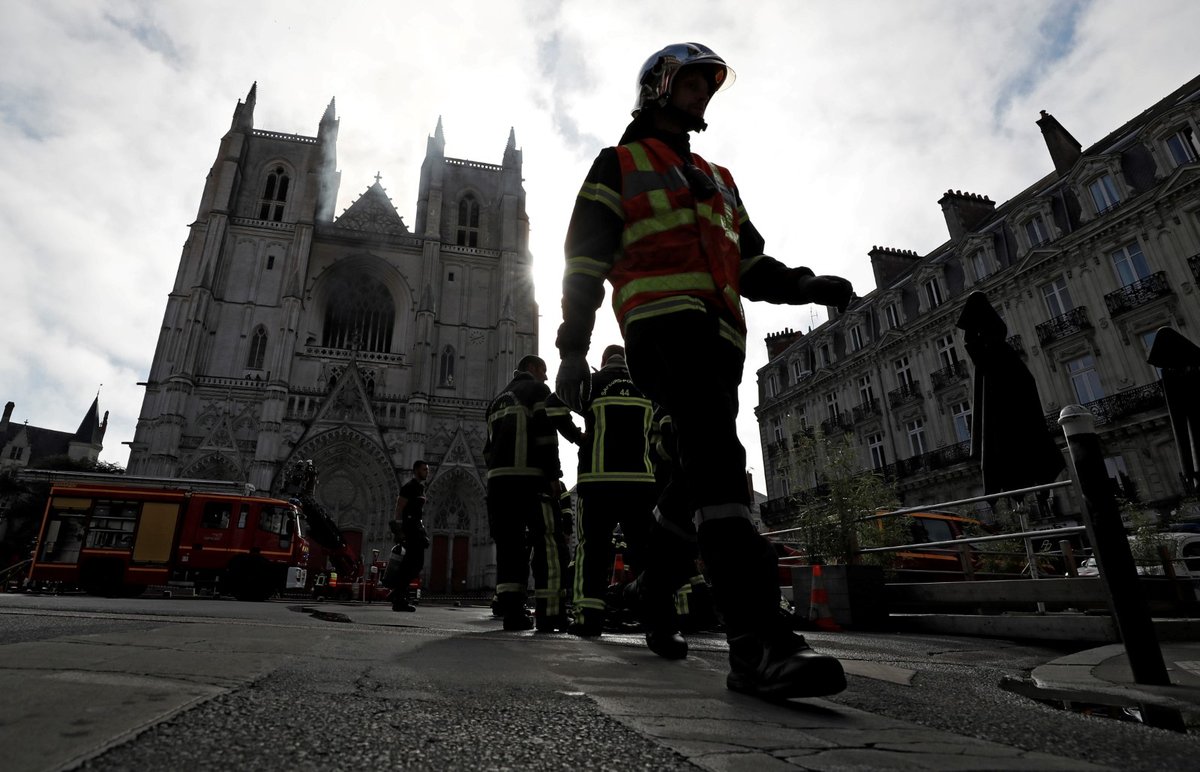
[1067,355,1104,404]
[849,324,864,352]
[440,345,456,386]
[791,359,808,381]
[868,432,886,470]
[322,274,396,353]
[1024,214,1049,248]
[247,326,268,370]
[935,334,959,368]
[825,391,841,421]
[924,278,943,308]
[258,166,289,222]
[766,372,778,398]
[951,401,972,444]
[772,417,784,442]
[857,374,874,405]
[1166,126,1199,167]
[1041,276,1074,318]
[884,303,900,330]
[796,404,808,429]
[819,343,832,368]
[1141,329,1162,378]
[1088,173,1120,214]
[456,194,480,247]
[1111,242,1151,287]
[971,250,992,280]
[266,255,275,270]
[8,446,23,461]
[906,419,927,456]
[894,355,914,387]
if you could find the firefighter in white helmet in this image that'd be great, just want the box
[555,43,852,700]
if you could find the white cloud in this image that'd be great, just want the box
[1,0,1197,493]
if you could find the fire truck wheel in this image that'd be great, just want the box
[79,558,124,598]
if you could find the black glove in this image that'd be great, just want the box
[555,353,590,413]
[799,274,854,312]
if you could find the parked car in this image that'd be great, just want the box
[1067,534,1200,580]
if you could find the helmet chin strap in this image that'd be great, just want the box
[659,101,708,132]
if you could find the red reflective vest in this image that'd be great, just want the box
[609,139,746,344]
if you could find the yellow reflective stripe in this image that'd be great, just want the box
[496,582,524,593]
[578,180,623,218]
[625,142,655,171]
[540,498,562,614]
[572,500,588,606]
[717,318,746,352]
[613,271,716,310]
[621,296,709,326]
[487,403,530,468]
[566,255,610,279]
[622,207,696,247]
[740,254,768,276]
[486,467,547,479]
[578,472,656,484]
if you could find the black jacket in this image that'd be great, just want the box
[484,371,561,481]
[577,358,655,486]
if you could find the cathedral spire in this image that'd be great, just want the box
[502,126,521,168]
[231,81,257,132]
[427,116,446,157]
[321,97,337,127]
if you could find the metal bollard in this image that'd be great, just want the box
[1059,405,1184,731]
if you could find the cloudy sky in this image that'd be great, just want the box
[2,0,1197,489]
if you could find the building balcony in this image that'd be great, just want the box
[1006,334,1024,356]
[852,398,881,423]
[880,440,972,479]
[1035,306,1092,346]
[766,438,789,457]
[1189,253,1199,281]
[931,360,970,391]
[887,380,923,408]
[1104,271,1171,317]
[820,412,851,435]
[1043,381,1166,429]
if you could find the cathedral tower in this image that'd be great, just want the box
[128,86,539,591]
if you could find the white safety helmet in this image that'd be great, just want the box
[632,42,735,117]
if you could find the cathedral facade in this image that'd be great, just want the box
[127,85,539,593]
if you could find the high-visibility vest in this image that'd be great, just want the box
[609,138,745,345]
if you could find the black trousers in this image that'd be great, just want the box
[487,476,568,618]
[390,543,425,601]
[572,481,657,622]
[624,309,783,638]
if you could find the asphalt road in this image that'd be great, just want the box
[1,593,1198,771]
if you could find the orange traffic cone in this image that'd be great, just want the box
[611,552,625,585]
[808,564,842,632]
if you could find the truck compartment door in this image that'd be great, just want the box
[133,502,181,563]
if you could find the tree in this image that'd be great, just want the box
[782,429,906,566]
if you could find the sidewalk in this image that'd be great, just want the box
[1031,639,1200,715]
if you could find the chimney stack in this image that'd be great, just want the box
[765,327,805,358]
[1037,110,1082,176]
[1,401,12,430]
[938,190,995,242]
[869,245,922,289]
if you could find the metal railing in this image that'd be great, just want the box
[1104,271,1171,317]
[931,360,970,390]
[1035,306,1092,346]
[887,380,922,408]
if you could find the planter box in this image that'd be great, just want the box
[792,564,888,630]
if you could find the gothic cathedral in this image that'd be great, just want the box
[127,85,539,593]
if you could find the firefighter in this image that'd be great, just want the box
[555,43,852,699]
[565,345,669,649]
[387,459,431,612]
[485,355,568,632]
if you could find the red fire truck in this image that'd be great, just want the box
[25,471,310,600]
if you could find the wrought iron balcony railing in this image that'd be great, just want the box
[766,438,789,456]
[1006,334,1024,355]
[1104,271,1171,317]
[879,440,972,479]
[931,360,970,390]
[792,427,814,445]
[887,380,923,408]
[1035,306,1092,346]
[1043,381,1166,430]
[820,412,851,435]
[852,398,881,422]
[1190,253,1200,281]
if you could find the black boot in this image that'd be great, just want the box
[568,609,604,637]
[726,630,846,699]
[391,591,416,612]
[646,628,688,660]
